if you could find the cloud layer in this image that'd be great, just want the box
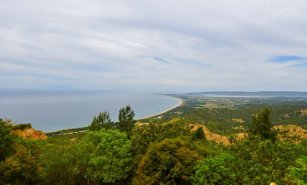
[1,0,307,91]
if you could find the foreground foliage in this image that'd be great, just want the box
[191,152,237,185]
[1,107,307,185]
[0,119,42,185]
[85,130,132,183]
[133,137,204,185]
[288,156,307,184]
[41,129,131,185]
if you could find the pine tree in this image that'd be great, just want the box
[249,108,277,141]
[118,105,135,137]
[89,111,112,131]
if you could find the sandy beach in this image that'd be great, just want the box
[137,97,183,120]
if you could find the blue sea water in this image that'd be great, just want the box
[0,90,181,132]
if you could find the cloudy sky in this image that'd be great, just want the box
[1,0,307,92]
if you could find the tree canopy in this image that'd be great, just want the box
[89,111,112,131]
[118,105,136,137]
[133,137,204,185]
[249,108,277,141]
[85,129,132,184]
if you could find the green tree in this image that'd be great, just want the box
[0,136,41,184]
[192,127,206,141]
[231,139,304,185]
[287,155,307,184]
[40,138,90,185]
[133,137,203,185]
[191,153,237,185]
[249,108,277,141]
[0,119,42,185]
[131,122,192,155]
[41,130,132,185]
[86,129,132,184]
[0,139,42,185]
[0,119,14,161]
[90,111,112,131]
[118,105,135,137]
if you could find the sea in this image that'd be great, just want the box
[0,90,181,132]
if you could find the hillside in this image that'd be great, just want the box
[11,124,47,140]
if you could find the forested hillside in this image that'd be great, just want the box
[1,101,307,185]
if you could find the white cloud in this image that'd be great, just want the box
[0,0,306,91]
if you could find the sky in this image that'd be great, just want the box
[0,0,307,92]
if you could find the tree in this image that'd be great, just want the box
[191,153,237,185]
[0,119,14,161]
[0,132,42,185]
[90,111,112,131]
[249,108,277,141]
[287,155,307,184]
[118,105,135,137]
[86,129,132,184]
[192,127,206,141]
[231,139,304,185]
[0,141,42,185]
[41,129,132,185]
[131,122,192,155]
[0,119,43,184]
[40,138,91,185]
[133,137,203,185]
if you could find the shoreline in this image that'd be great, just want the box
[47,97,184,134]
[137,96,183,120]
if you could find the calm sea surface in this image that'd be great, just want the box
[0,90,180,132]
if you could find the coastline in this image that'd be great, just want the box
[47,96,184,134]
[137,97,183,120]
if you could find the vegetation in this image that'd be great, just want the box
[118,105,136,138]
[89,111,112,131]
[144,95,307,135]
[0,119,14,161]
[248,108,277,141]
[191,153,237,185]
[287,156,307,184]
[12,123,32,130]
[192,127,206,140]
[85,130,132,183]
[0,119,42,185]
[1,96,307,185]
[133,137,204,185]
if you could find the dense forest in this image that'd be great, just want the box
[1,96,307,185]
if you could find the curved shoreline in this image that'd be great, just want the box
[137,96,183,120]
[47,96,183,134]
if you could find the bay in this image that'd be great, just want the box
[0,90,181,132]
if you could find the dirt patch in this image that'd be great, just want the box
[300,109,307,117]
[11,128,47,140]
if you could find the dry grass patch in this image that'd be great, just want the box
[274,124,307,143]
[232,118,245,124]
